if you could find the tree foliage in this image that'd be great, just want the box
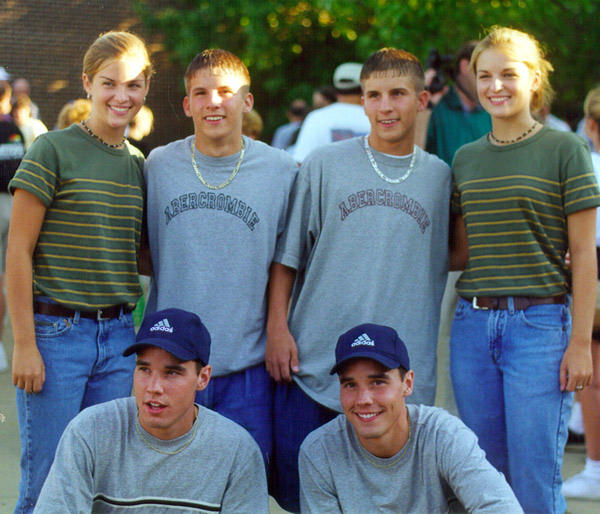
[135,0,600,135]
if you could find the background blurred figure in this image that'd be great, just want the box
[11,78,40,119]
[271,98,308,152]
[562,86,600,501]
[0,81,25,373]
[55,98,92,130]
[535,102,572,132]
[127,104,154,156]
[311,85,337,109]
[12,96,47,150]
[425,41,490,166]
[242,108,263,140]
[292,62,369,162]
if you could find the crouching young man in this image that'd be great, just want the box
[34,309,268,513]
[298,324,522,513]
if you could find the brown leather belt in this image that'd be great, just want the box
[34,301,133,320]
[467,295,567,311]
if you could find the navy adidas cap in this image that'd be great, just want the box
[123,308,211,365]
[330,323,410,374]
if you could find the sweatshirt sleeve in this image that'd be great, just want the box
[437,415,523,513]
[274,160,321,271]
[299,439,342,514]
[220,434,269,514]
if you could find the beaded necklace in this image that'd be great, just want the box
[489,121,538,145]
[80,120,125,149]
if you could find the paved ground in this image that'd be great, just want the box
[0,317,598,513]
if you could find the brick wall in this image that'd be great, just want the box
[0,0,192,150]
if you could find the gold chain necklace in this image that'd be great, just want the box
[135,410,199,456]
[190,138,245,189]
[489,121,538,145]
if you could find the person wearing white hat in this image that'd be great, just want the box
[292,62,370,162]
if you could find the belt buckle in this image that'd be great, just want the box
[472,296,488,310]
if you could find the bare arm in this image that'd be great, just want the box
[265,262,299,382]
[560,207,597,391]
[449,213,468,271]
[8,189,47,393]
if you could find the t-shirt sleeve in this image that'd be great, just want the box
[561,137,600,215]
[437,414,523,513]
[299,440,342,514]
[9,134,59,207]
[34,418,95,513]
[292,112,322,163]
[274,162,320,271]
[220,434,269,514]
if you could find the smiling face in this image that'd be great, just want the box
[475,47,540,123]
[134,346,210,440]
[339,358,413,457]
[361,73,429,155]
[183,69,253,156]
[82,57,149,142]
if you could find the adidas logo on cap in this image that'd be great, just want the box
[351,333,375,347]
[150,319,173,333]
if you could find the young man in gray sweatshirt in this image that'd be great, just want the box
[299,323,523,513]
[34,309,268,513]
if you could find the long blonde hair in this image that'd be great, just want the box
[470,26,554,112]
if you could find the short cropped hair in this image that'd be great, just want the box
[360,48,425,92]
[184,49,250,93]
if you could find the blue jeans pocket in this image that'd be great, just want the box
[518,304,569,331]
[34,314,72,338]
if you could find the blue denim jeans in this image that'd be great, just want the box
[15,310,135,514]
[450,296,572,514]
[271,380,338,513]
[195,363,273,468]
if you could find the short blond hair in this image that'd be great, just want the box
[360,47,424,92]
[83,31,153,82]
[184,49,250,93]
[56,98,92,129]
[584,87,600,124]
[470,26,553,112]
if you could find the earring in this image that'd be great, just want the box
[87,93,91,99]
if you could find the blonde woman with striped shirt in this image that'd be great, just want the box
[450,27,599,513]
[7,31,151,512]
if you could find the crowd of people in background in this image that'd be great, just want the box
[0,23,599,514]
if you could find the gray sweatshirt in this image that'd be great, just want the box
[35,398,269,513]
[299,404,523,513]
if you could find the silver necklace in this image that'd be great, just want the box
[363,136,416,184]
[80,120,125,149]
[136,411,199,456]
[190,138,245,190]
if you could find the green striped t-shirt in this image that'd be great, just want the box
[9,124,144,310]
[452,126,600,298]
